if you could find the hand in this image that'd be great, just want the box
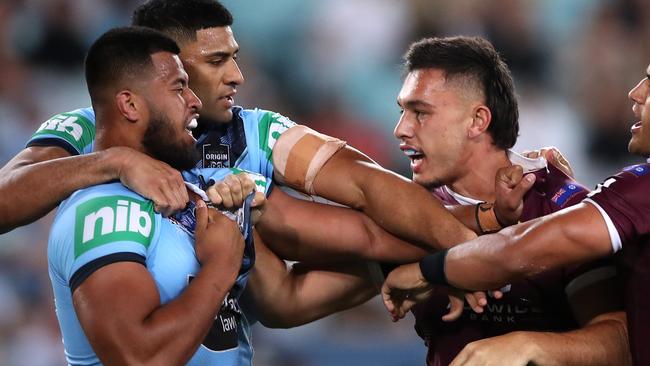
[450,331,539,366]
[523,146,574,178]
[205,173,266,224]
[206,173,255,210]
[494,165,536,225]
[382,263,434,322]
[442,289,503,322]
[193,200,245,272]
[112,147,188,217]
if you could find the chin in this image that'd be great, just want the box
[216,108,234,123]
[628,139,650,157]
[413,175,443,190]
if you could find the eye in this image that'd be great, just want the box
[398,109,404,115]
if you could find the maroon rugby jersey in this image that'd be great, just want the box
[414,162,593,366]
[586,162,650,365]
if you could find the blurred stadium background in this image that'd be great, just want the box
[0,0,649,365]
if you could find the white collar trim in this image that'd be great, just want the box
[443,149,547,205]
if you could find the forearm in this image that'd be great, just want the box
[445,204,613,291]
[248,234,377,328]
[524,312,631,366]
[259,189,427,263]
[0,147,123,233]
[314,147,476,250]
[255,263,377,329]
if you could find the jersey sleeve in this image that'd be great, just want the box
[48,184,160,292]
[27,107,96,156]
[585,163,650,251]
[248,109,297,179]
[542,164,590,211]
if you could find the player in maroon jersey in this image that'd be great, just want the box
[382,63,650,365]
[390,36,630,366]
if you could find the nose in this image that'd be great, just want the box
[628,79,646,104]
[393,111,413,140]
[186,87,203,112]
[225,58,244,86]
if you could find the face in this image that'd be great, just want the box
[628,64,650,156]
[180,26,244,124]
[394,69,478,188]
[141,52,202,170]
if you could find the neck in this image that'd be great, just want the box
[95,112,145,153]
[448,143,510,202]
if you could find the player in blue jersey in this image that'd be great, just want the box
[49,26,257,365]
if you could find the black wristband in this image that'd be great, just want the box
[419,250,449,286]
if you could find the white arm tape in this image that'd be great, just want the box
[272,125,346,195]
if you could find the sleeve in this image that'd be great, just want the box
[49,187,159,292]
[543,164,590,210]
[254,109,297,178]
[26,107,96,155]
[584,163,650,251]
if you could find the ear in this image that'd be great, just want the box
[467,105,492,139]
[115,90,142,122]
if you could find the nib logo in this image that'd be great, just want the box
[37,115,84,141]
[74,196,155,257]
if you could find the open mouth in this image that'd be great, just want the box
[631,121,643,133]
[403,148,425,161]
[185,116,199,134]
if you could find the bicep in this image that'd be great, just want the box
[504,202,614,275]
[311,146,378,209]
[446,203,614,290]
[73,261,160,364]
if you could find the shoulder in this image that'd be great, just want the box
[584,163,650,244]
[239,108,297,133]
[35,107,96,138]
[589,163,650,198]
[239,107,299,158]
[29,107,96,155]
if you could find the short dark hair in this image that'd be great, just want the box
[404,36,519,149]
[132,0,233,44]
[85,26,180,104]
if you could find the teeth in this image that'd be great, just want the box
[404,149,422,157]
[187,118,198,130]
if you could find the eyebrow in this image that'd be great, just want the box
[203,49,239,59]
[399,100,434,110]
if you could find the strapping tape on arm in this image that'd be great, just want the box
[272,125,346,195]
